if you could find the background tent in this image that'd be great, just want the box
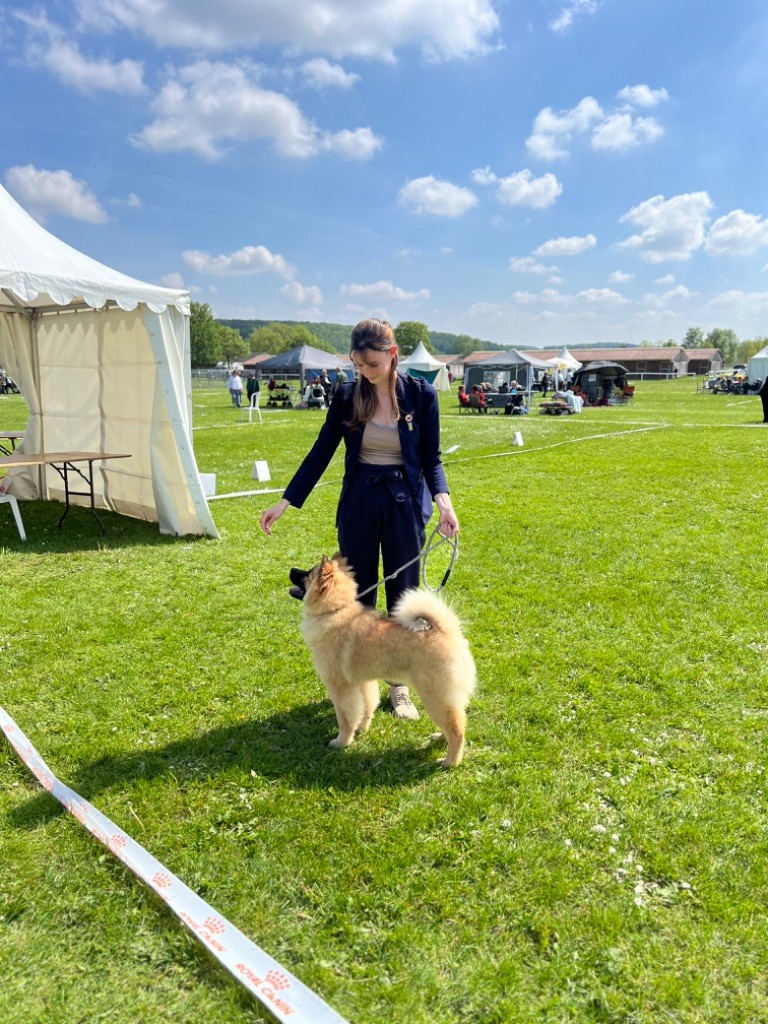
[257,345,352,388]
[571,361,629,403]
[0,184,216,537]
[399,342,451,391]
[747,344,768,383]
[545,346,582,386]
[465,348,552,393]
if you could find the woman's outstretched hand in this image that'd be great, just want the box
[260,498,290,535]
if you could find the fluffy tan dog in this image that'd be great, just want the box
[289,556,476,767]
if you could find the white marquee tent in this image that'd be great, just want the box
[546,346,582,372]
[399,341,451,391]
[0,184,217,537]
[747,344,768,384]
[545,345,582,387]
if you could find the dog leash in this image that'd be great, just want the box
[356,524,459,599]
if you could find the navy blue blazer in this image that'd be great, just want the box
[283,372,449,522]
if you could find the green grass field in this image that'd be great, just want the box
[1,378,767,1023]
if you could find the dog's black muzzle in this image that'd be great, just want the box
[289,566,310,601]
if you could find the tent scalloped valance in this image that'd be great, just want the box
[1,277,189,316]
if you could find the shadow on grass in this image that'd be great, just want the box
[0,501,209,553]
[9,701,444,830]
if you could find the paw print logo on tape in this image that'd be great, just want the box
[265,970,290,991]
[204,917,226,935]
[152,872,172,889]
[108,834,127,851]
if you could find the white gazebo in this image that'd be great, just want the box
[0,184,217,537]
[399,341,451,391]
[747,344,768,384]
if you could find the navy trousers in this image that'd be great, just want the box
[337,464,426,613]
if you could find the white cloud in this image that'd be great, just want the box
[4,165,108,224]
[17,11,145,94]
[512,288,569,305]
[527,90,666,160]
[618,192,713,262]
[322,127,383,160]
[510,256,559,275]
[574,288,629,305]
[653,273,675,285]
[609,270,633,283]
[495,169,562,209]
[526,96,603,159]
[110,191,142,209]
[707,290,768,311]
[341,280,430,301]
[160,272,185,288]
[549,0,600,33]
[704,210,768,256]
[617,84,670,108]
[133,61,383,161]
[441,246,453,254]
[281,281,323,305]
[533,233,597,257]
[300,58,359,90]
[398,176,478,217]
[471,166,498,185]
[182,245,295,278]
[73,0,500,62]
[641,285,696,307]
[297,306,324,320]
[591,113,663,152]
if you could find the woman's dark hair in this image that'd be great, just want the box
[347,318,399,428]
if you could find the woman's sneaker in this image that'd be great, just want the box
[389,685,420,720]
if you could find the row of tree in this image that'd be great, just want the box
[192,303,766,369]
[191,304,336,366]
[681,326,767,367]
[191,306,491,366]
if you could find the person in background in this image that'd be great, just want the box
[759,377,768,423]
[260,317,459,721]
[319,369,332,403]
[246,372,260,405]
[227,368,244,408]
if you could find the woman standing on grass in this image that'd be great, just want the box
[260,317,459,720]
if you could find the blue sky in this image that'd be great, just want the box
[2,0,768,347]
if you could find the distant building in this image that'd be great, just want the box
[682,348,723,375]
[455,346,724,378]
[525,347,689,376]
[241,352,274,369]
[432,353,463,377]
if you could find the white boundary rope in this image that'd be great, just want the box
[0,706,349,1024]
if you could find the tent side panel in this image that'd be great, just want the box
[144,309,218,538]
[0,311,44,498]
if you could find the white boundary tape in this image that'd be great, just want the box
[0,706,349,1024]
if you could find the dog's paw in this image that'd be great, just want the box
[328,736,352,749]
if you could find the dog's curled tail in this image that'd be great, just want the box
[391,588,464,639]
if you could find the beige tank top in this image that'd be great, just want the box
[359,420,404,465]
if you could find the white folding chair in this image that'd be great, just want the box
[0,493,27,541]
[243,392,262,423]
